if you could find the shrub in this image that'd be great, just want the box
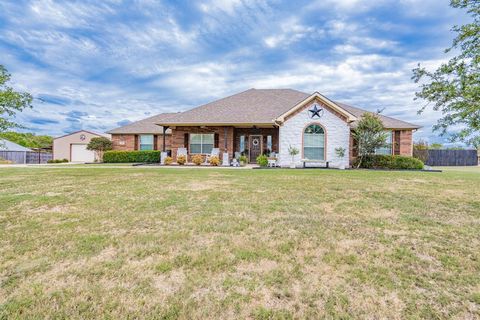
[164,156,173,165]
[353,155,424,170]
[177,155,187,165]
[47,158,68,163]
[239,155,248,165]
[256,154,268,167]
[0,157,12,164]
[192,154,203,166]
[103,150,160,163]
[209,155,220,166]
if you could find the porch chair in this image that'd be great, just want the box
[268,152,278,168]
[205,148,220,164]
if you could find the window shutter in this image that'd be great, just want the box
[184,133,189,151]
[153,135,158,150]
[214,133,219,148]
[134,135,139,150]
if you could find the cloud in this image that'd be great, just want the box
[117,119,132,126]
[0,0,469,143]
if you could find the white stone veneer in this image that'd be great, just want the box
[278,100,351,167]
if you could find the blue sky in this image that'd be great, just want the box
[0,0,468,143]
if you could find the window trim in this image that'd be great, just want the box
[139,134,154,151]
[189,133,215,154]
[302,123,327,161]
[375,130,393,155]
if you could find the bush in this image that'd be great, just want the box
[239,155,248,165]
[0,157,12,164]
[209,155,220,166]
[192,154,203,166]
[103,150,160,163]
[164,156,173,165]
[353,155,424,170]
[47,158,68,163]
[177,155,186,165]
[256,154,268,167]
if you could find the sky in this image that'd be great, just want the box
[0,0,470,144]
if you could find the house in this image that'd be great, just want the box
[53,130,110,162]
[107,89,420,167]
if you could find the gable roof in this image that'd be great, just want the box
[155,88,420,129]
[335,102,421,129]
[276,92,357,123]
[156,89,308,126]
[0,138,32,152]
[54,130,109,140]
[107,113,175,134]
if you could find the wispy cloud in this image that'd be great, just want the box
[0,0,469,144]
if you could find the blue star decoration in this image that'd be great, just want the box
[309,104,323,119]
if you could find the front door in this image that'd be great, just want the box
[249,135,262,163]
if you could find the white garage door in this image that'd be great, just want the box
[71,144,95,162]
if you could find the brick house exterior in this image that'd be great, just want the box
[108,89,420,167]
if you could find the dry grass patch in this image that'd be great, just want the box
[0,167,479,319]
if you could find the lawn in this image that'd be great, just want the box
[1,167,479,319]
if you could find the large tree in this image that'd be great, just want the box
[0,65,33,132]
[412,0,480,147]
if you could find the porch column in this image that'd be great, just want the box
[162,126,169,152]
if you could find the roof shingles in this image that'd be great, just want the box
[108,89,420,133]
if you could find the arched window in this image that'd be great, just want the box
[303,124,325,160]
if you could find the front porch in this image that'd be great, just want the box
[166,126,279,164]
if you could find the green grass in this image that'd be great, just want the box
[1,166,479,319]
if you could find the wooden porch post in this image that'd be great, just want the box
[224,127,228,152]
[162,126,169,152]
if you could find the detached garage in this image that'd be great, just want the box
[53,130,110,162]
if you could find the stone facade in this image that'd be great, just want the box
[279,99,351,167]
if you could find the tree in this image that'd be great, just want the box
[0,65,33,132]
[412,0,480,147]
[352,113,388,168]
[0,131,52,148]
[86,137,112,162]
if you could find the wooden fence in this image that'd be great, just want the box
[414,149,478,166]
[0,151,53,164]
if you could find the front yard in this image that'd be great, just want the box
[1,167,479,319]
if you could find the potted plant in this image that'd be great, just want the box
[164,156,173,165]
[256,154,268,167]
[209,155,220,166]
[288,145,299,169]
[192,154,203,165]
[239,155,248,166]
[335,147,346,170]
[177,154,187,165]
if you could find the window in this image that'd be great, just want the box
[267,135,272,153]
[375,131,393,155]
[303,124,325,160]
[139,135,154,150]
[239,135,245,153]
[190,134,214,154]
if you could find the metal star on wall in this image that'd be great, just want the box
[309,104,323,119]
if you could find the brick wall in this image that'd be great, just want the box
[170,126,234,160]
[233,128,279,154]
[398,130,413,156]
[111,134,171,151]
[112,134,136,151]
